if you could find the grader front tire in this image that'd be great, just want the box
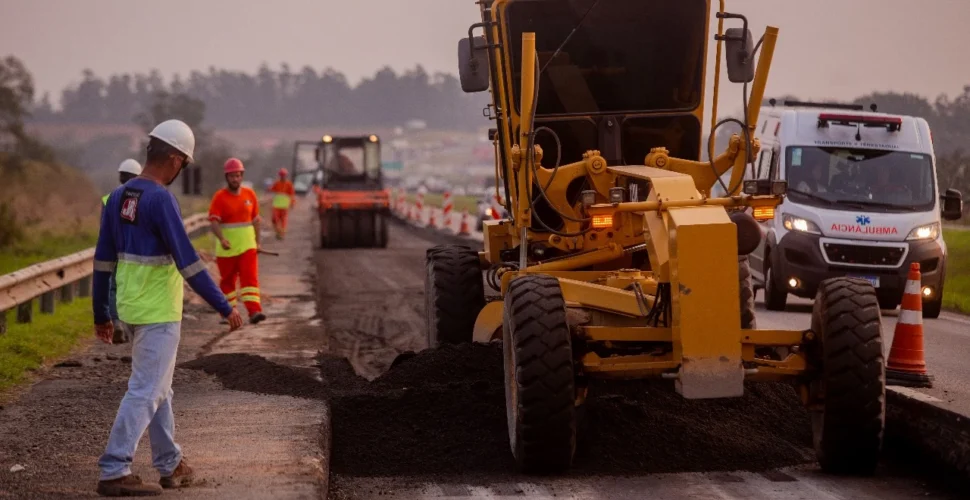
[503,274,576,474]
[425,245,485,347]
[810,277,886,476]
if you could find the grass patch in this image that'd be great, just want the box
[943,229,970,314]
[0,232,98,276]
[0,298,92,392]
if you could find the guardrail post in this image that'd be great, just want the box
[78,276,91,297]
[60,282,76,303]
[0,310,6,335]
[17,300,32,324]
[40,292,55,315]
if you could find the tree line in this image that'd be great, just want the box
[28,64,484,130]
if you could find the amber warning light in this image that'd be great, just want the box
[753,207,775,221]
[592,214,614,229]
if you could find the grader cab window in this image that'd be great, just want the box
[506,0,708,115]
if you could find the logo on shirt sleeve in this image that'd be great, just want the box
[120,188,143,224]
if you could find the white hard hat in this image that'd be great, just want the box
[148,119,195,163]
[118,158,142,175]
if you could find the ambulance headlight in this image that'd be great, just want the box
[782,213,821,235]
[906,223,939,241]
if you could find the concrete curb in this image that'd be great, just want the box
[886,387,970,483]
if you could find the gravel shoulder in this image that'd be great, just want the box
[0,204,328,499]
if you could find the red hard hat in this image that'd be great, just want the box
[278,168,288,177]
[224,158,245,174]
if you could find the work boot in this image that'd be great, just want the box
[159,459,195,489]
[97,474,162,496]
[249,312,267,324]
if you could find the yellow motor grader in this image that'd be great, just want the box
[426,0,885,475]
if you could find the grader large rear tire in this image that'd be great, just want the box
[425,245,485,347]
[503,274,576,474]
[810,277,885,476]
[739,255,756,329]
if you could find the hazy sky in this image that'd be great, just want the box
[3,0,969,114]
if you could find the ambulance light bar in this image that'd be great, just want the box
[817,113,902,132]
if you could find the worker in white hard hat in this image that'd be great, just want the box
[101,159,143,344]
[102,159,143,206]
[93,119,243,497]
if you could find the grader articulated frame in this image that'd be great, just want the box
[426,0,886,475]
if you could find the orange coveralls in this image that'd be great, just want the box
[208,187,263,317]
[269,180,296,238]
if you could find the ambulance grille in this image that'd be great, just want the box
[822,243,905,267]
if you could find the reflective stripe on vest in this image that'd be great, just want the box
[217,222,257,258]
[102,194,110,206]
[272,193,291,209]
[115,253,184,324]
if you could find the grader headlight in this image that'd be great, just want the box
[609,187,625,204]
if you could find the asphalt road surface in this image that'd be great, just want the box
[320,220,966,500]
[756,294,970,416]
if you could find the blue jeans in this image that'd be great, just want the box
[98,322,183,481]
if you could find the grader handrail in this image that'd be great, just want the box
[0,213,210,331]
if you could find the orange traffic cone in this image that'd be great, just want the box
[457,210,470,236]
[886,262,933,388]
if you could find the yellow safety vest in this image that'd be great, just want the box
[216,222,258,258]
[272,193,292,209]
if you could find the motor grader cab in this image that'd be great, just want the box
[426,0,886,476]
[307,135,390,248]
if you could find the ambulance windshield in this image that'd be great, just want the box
[785,146,936,212]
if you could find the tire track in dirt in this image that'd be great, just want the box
[316,223,434,380]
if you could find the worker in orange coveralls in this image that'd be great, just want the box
[268,168,296,240]
[208,158,267,324]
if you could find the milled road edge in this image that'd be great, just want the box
[391,209,970,484]
[886,387,970,484]
[319,400,333,499]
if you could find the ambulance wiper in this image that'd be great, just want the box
[787,189,837,205]
[834,199,918,211]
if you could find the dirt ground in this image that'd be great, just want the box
[0,205,327,499]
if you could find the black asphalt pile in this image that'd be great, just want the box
[180,353,335,399]
[184,345,815,477]
[327,342,816,477]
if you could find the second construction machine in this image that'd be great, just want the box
[299,135,390,248]
[426,0,887,476]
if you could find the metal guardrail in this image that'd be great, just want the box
[0,213,211,334]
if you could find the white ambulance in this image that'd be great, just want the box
[723,100,963,318]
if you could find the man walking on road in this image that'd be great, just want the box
[102,158,143,344]
[93,119,243,496]
[209,158,267,324]
[269,167,296,240]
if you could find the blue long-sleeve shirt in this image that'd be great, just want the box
[93,178,233,325]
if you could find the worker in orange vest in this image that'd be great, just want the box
[208,158,266,324]
[268,168,296,240]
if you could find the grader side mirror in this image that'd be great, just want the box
[724,27,755,83]
[458,35,490,93]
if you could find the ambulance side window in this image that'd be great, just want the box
[768,146,780,180]
[755,149,773,180]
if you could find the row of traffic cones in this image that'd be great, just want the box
[886,262,933,388]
